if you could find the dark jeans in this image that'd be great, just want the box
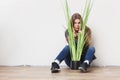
[55,45,96,67]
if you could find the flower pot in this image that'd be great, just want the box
[70,61,80,70]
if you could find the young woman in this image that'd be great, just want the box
[51,13,96,73]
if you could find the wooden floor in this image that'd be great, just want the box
[0,66,120,80]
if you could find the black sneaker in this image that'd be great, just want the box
[79,62,90,73]
[51,62,60,73]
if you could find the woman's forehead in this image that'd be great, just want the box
[74,19,80,22]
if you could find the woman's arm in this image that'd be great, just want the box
[65,30,69,43]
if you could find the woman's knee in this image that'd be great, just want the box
[88,46,95,53]
[64,45,70,50]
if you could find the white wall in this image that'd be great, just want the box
[0,0,120,66]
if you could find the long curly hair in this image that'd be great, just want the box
[85,26,92,47]
[70,13,83,28]
[70,13,92,47]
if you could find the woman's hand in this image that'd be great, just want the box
[73,29,77,38]
[78,30,82,34]
[73,29,82,38]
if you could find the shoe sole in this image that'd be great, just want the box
[79,67,87,73]
[51,68,60,73]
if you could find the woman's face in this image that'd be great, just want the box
[73,19,81,32]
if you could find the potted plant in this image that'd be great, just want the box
[64,0,92,69]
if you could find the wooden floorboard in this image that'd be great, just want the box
[0,66,120,80]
